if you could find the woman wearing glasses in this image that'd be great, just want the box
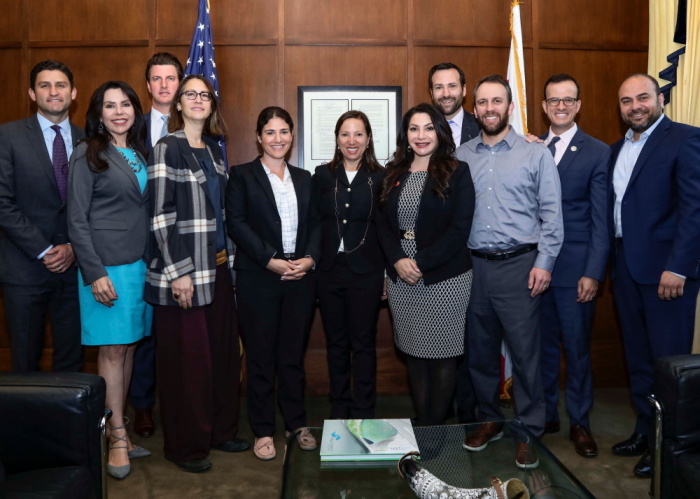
[145,75,248,474]
[226,107,320,461]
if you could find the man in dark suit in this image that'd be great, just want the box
[0,60,84,372]
[128,52,184,438]
[538,74,609,458]
[429,62,481,424]
[429,62,481,147]
[610,74,700,477]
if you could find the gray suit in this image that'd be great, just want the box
[0,114,84,371]
[67,142,150,284]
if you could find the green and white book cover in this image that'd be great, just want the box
[320,419,419,461]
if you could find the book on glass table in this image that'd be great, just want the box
[320,419,419,462]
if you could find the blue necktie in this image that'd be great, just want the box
[159,115,169,139]
[51,125,68,201]
[547,136,560,158]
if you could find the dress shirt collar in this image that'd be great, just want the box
[262,161,291,182]
[624,113,665,143]
[545,122,578,147]
[474,125,517,150]
[37,113,70,134]
[450,108,465,128]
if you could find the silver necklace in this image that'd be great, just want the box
[334,175,373,254]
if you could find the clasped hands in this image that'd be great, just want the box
[42,244,74,274]
[267,257,314,281]
[395,258,422,285]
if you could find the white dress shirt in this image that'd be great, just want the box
[262,162,299,255]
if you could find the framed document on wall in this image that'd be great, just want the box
[297,86,402,170]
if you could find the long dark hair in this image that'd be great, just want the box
[380,103,457,204]
[83,81,147,173]
[326,110,382,174]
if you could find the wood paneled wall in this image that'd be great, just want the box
[0,0,648,395]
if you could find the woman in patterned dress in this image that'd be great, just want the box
[379,103,475,425]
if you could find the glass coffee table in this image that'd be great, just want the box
[281,421,594,498]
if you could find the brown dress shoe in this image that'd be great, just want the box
[570,424,598,458]
[515,442,539,469]
[133,408,155,438]
[463,423,504,451]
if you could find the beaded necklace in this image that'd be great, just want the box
[117,147,144,173]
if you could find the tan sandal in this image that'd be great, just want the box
[253,437,276,461]
[286,427,317,451]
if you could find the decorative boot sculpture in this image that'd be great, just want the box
[398,452,530,499]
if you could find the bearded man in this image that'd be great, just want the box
[455,74,563,469]
[609,73,700,478]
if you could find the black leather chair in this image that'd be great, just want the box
[650,354,700,499]
[0,372,108,499]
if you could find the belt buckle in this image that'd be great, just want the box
[403,230,415,240]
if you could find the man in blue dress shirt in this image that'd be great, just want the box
[456,74,563,469]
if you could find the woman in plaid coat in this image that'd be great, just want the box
[145,75,248,474]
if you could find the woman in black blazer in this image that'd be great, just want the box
[67,81,151,479]
[379,103,475,426]
[312,110,385,419]
[226,107,320,461]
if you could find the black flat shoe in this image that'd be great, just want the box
[612,432,648,456]
[165,455,212,473]
[633,450,652,478]
[212,438,251,453]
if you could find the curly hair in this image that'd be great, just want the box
[326,110,382,174]
[83,81,147,173]
[380,103,457,205]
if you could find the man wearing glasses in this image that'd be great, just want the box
[538,74,610,459]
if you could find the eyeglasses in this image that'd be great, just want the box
[545,97,578,107]
[181,90,213,101]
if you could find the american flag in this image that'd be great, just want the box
[185,0,228,166]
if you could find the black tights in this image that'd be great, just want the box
[406,355,458,426]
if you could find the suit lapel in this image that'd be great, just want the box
[26,116,59,192]
[106,145,142,193]
[627,116,670,188]
[251,159,278,209]
[556,129,584,175]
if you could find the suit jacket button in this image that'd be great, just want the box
[342,219,347,224]
[347,188,351,192]
[345,203,350,208]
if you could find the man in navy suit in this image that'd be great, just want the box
[538,74,609,458]
[0,60,84,372]
[610,74,700,477]
[129,52,184,437]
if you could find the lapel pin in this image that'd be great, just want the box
[570,146,577,152]
[394,181,401,186]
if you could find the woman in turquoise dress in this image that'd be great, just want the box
[67,81,152,480]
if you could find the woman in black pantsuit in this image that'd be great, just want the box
[226,107,320,461]
[312,110,385,419]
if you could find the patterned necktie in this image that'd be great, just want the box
[159,115,168,139]
[547,136,560,158]
[51,125,68,201]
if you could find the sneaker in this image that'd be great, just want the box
[463,422,504,451]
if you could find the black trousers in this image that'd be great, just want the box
[317,253,383,419]
[3,272,82,372]
[236,269,317,437]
